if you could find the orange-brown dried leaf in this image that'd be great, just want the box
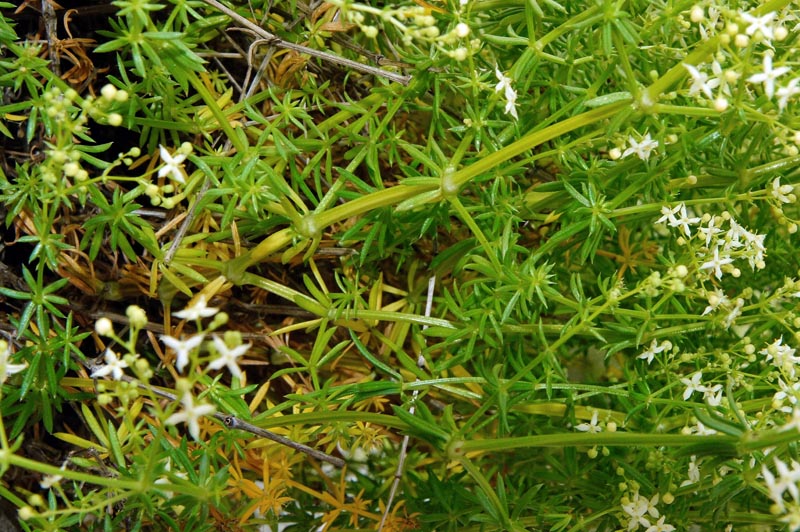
[274,51,309,86]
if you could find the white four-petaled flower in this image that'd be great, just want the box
[174,295,219,321]
[207,335,250,380]
[637,339,672,364]
[656,204,681,226]
[575,410,602,433]
[777,78,800,111]
[702,288,729,316]
[760,336,800,379]
[622,133,659,161]
[698,216,723,247]
[762,456,800,512]
[90,348,128,381]
[699,246,734,280]
[645,516,676,532]
[683,63,721,99]
[681,371,706,400]
[772,177,795,203]
[673,204,701,237]
[158,145,188,184]
[161,334,205,373]
[748,54,790,100]
[740,11,776,41]
[165,391,216,441]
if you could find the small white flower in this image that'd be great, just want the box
[0,342,27,384]
[91,348,128,381]
[699,246,734,280]
[681,371,706,400]
[670,204,700,237]
[39,472,64,489]
[691,420,718,435]
[174,295,219,321]
[165,391,216,441]
[622,133,659,161]
[775,382,800,414]
[704,384,723,406]
[723,298,744,329]
[645,516,676,532]
[656,204,681,226]
[158,145,188,184]
[784,407,800,432]
[495,67,513,95]
[760,337,800,378]
[503,96,519,119]
[702,288,729,315]
[748,54,790,99]
[762,456,800,512]
[772,177,795,203]
[638,339,672,364]
[683,63,721,99]
[723,219,747,250]
[161,334,204,373]
[575,410,602,433]
[777,78,800,111]
[681,455,700,487]
[494,67,519,119]
[740,11,776,41]
[742,230,767,270]
[207,335,250,380]
[698,216,723,247]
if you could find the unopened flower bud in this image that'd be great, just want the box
[95,317,114,336]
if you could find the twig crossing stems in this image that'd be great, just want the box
[379,275,436,530]
[201,0,412,86]
[81,358,345,468]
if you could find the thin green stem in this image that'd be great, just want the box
[228,100,633,275]
[187,72,247,154]
[457,432,737,454]
[0,450,215,496]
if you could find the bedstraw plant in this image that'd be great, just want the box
[1,0,800,530]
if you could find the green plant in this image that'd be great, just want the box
[1,0,800,530]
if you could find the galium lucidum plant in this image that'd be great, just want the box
[2,0,800,530]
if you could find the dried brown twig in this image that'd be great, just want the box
[201,0,412,86]
[81,356,345,468]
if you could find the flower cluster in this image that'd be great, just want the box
[682,61,736,112]
[682,9,799,113]
[37,84,127,187]
[760,337,800,379]
[90,297,250,441]
[328,0,478,61]
[620,491,674,531]
[656,203,768,279]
